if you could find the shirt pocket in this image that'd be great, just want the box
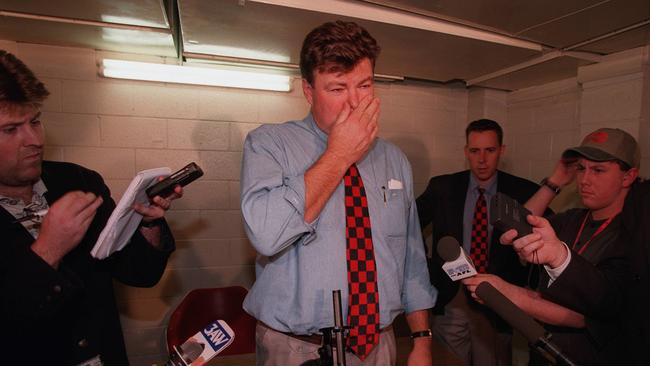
[379,188,408,238]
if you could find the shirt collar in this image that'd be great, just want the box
[469,171,498,195]
[0,179,48,205]
[33,179,48,196]
[305,113,328,143]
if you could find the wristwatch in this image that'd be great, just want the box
[410,329,433,339]
[540,177,561,195]
[140,218,164,228]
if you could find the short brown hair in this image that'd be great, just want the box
[0,50,49,110]
[300,21,381,85]
[466,119,503,146]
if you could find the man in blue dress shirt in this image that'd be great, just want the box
[240,21,437,365]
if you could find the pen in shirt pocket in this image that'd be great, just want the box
[381,186,387,206]
[12,208,49,224]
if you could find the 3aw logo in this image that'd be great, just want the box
[201,321,233,350]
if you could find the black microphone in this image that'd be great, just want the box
[475,282,576,366]
[437,236,477,281]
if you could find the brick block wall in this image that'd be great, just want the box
[506,78,581,183]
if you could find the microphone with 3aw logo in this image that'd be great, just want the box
[165,320,235,366]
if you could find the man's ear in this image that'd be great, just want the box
[623,167,639,187]
[464,145,470,160]
[499,144,506,156]
[302,79,313,106]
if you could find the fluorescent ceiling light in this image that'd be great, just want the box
[101,59,292,92]
[247,0,543,51]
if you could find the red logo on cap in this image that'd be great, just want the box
[586,131,608,143]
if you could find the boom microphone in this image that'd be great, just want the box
[166,320,235,366]
[436,236,477,281]
[475,282,576,366]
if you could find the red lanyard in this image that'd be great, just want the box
[571,211,617,255]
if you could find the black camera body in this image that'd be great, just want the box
[490,192,533,239]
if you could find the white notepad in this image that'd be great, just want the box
[91,167,171,259]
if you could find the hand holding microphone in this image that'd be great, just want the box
[462,274,517,305]
[435,237,576,365]
[473,282,576,366]
[437,236,518,304]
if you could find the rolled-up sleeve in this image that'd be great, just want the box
[240,128,318,257]
[400,160,438,313]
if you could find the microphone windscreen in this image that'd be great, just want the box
[437,236,461,262]
[179,341,204,363]
[475,282,545,343]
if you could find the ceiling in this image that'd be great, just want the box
[0,0,648,91]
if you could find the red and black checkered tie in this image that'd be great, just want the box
[344,164,380,360]
[470,188,489,273]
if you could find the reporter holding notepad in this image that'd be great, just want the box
[0,50,183,365]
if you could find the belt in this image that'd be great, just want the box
[282,332,324,345]
[260,321,393,346]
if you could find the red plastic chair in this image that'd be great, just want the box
[166,286,256,356]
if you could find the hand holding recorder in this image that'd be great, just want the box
[136,162,203,224]
[500,215,568,268]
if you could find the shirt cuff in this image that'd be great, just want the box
[545,241,571,286]
[283,174,319,244]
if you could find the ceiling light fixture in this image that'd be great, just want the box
[247,0,543,51]
[100,59,292,92]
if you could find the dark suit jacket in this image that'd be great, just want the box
[0,161,174,365]
[536,209,628,365]
[621,179,650,365]
[416,170,543,315]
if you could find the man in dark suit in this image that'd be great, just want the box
[0,51,182,365]
[416,119,543,366]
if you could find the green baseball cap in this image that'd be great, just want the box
[562,128,640,169]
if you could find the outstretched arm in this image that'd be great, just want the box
[463,274,585,328]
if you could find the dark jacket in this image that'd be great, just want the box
[416,169,543,315]
[621,179,650,365]
[533,209,629,365]
[0,161,174,365]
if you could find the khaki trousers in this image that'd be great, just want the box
[255,323,397,366]
[433,289,512,366]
